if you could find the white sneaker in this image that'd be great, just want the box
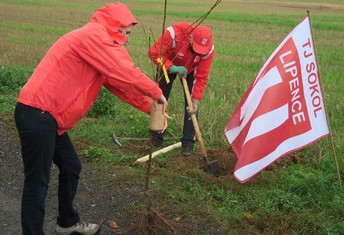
[56,221,100,235]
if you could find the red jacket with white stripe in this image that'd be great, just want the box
[148,22,215,101]
[17,2,162,135]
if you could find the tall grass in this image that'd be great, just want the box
[1,0,344,233]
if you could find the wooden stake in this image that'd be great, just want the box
[307,10,341,185]
[132,142,182,165]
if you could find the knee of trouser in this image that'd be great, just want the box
[73,158,82,176]
[63,156,82,177]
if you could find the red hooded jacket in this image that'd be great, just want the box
[148,22,215,101]
[18,2,162,135]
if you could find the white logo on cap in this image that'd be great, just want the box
[201,39,208,45]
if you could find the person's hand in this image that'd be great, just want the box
[161,112,172,133]
[169,65,188,78]
[186,99,199,116]
[156,94,168,113]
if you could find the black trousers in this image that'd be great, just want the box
[14,103,81,235]
[152,72,198,146]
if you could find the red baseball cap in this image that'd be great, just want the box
[191,26,213,55]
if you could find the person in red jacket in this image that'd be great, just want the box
[14,2,168,235]
[148,22,214,156]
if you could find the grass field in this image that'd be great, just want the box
[1,0,344,233]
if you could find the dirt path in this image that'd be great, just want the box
[0,121,223,235]
[0,122,141,234]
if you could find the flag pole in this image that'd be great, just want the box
[307,10,342,185]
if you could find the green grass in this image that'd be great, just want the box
[1,0,344,233]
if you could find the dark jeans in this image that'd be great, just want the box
[14,103,81,235]
[152,72,198,146]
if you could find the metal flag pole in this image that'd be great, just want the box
[307,10,341,185]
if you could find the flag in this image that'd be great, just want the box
[224,16,329,183]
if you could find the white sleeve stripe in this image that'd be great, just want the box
[167,26,176,49]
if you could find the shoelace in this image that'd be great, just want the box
[76,221,91,228]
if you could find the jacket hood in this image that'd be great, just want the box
[91,2,137,45]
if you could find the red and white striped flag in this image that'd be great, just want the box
[224,16,329,183]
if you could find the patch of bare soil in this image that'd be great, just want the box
[0,121,224,235]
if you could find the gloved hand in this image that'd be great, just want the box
[186,99,199,116]
[169,65,188,77]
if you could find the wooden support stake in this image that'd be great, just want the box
[132,142,181,165]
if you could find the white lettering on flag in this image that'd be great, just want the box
[224,16,329,183]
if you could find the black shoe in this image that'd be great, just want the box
[147,137,163,147]
[182,144,193,157]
